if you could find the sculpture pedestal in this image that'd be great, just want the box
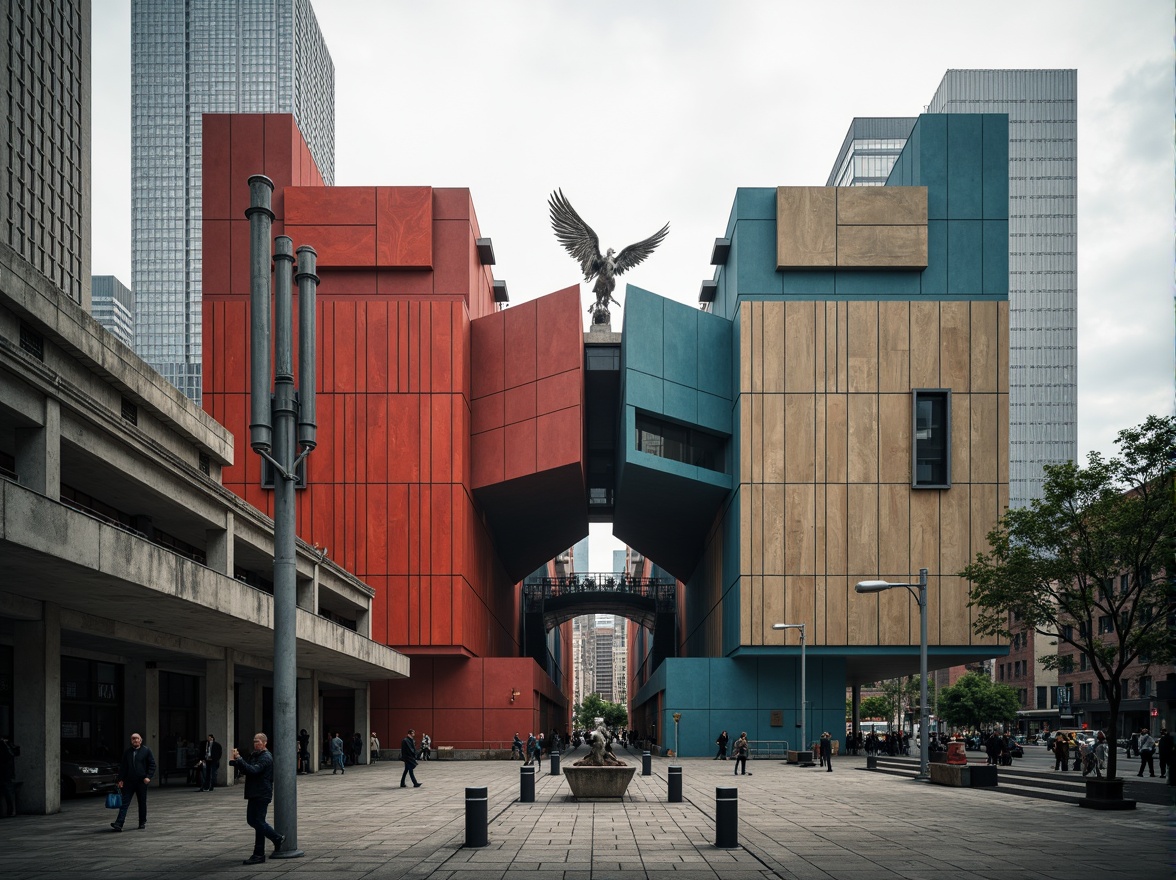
[563,765,636,799]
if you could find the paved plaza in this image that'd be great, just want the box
[1,747,1170,880]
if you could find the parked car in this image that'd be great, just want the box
[61,752,118,797]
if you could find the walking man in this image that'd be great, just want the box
[198,734,222,791]
[230,733,284,865]
[1157,727,1172,778]
[330,731,345,775]
[715,730,729,760]
[110,732,155,831]
[1137,727,1156,777]
[819,732,833,772]
[400,728,422,787]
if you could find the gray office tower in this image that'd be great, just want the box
[91,275,135,347]
[1,1,91,309]
[131,0,335,402]
[829,70,1077,510]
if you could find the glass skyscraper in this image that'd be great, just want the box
[131,0,335,402]
[91,275,135,347]
[828,70,1077,510]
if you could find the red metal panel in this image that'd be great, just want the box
[429,301,452,393]
[365,301,388,392]
[375,269,433,296]
[376,187,433,268]
[262,115,295,200]
[432,188,471,221]
[387,575,409,644]
[535,369,581,417]
[387,483,409,574]
[202,115,232,219]
[470,427,504,489]
[228,115,266,220]
[536,407,582,472]
[221,299,248,395]
[503,418,537,482]
[431,219,470,297]
[387,395,420,482]
[227,219,252,296]
[503,299,537,389]
[430,395,452,484]
[469,308,505,399]
[418,302,432,394]
[286,186,376,226]
[397,301,410,393]
[471,391,504,435]
[407,301,420,393]
[430,492,452,578]
[366,395,388,483]
[433,710,482,748]
[504,382,537,426]
[284,224,376,268]
[333,301,356,391]
[429,576,451,646]
[536,285,584,378]
[316,269,379,297]
[455,399,470,489]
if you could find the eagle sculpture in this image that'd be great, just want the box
[548,189,669,318]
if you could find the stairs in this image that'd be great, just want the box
[865,756,1091,804]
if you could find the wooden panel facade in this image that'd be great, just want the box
[736,299,1006,650]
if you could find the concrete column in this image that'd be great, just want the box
[353,683,370,764]
[124,661,160,783]
[356,605,371,639]
[14,603,60,814]
[205,511,235,576]
[851,684,861,746]
[206,653,235,786]
[14,397,60,498]
[297,670,320,774]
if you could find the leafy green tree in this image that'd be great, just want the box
[859,695,893,722]
[962,415,1175,783]
[937,672,1020,731]
[575,693,628,730]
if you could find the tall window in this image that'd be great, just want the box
[1036,686,1047,709]
[635,413,725,472]
[912,389,950,487]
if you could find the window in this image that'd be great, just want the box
[1140,676,1152,698]
[1037,686,1047,709]
[1061,624,1073,642]
[1019,689,1027,707]
[1059,655,1074,673]
[998,663,1005,681]
[1079,683,1092,701]
[911,389,950,487]
[1098,615,1114,634]
[1079,654,1089,671]
[635,413,725,472]
[1120,574,1129,594]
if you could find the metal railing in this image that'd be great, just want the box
[523,573,676,612]
[747,740,790,759]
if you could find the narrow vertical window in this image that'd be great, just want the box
[912,389,950,488]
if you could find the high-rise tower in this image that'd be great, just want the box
[828,70,1077,510]
[1,0,90,308]
[131,0,334,401]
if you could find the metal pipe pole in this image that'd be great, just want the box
[918,568,929,780]
[800,625,806,759]
[270,236,302,856]
[245,176,273,454]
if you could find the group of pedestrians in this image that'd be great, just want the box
[1049,726,1172,778]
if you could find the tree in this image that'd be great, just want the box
[859,695,893,722]
[937,672,1020,731]
[575,693,627,730]
[961,415,1176,783]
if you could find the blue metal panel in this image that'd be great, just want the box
[982,114,1009,219]
[625,371,663,413]
[697,307,732,399]
[662,298,698,390]
[947,220,983,295]
[697,390,730,435]
[834,269,922,297]
[983,219,1009,296]
[733,187,777,220]
[662,380,698,426]
[921,220,949,295]
[733,221,783,295]
[947,115,984,219]
[622,287,663,375]
[708,658,752,710]
[917,115,948,220]
[780,270,836,296]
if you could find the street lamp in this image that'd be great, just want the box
[855,569,929,780]
[772,623,808,764]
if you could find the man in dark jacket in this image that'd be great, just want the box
[110,732,156,831]
[231,732,283,865]
[819,732,833,772]
[198,734,223,791]
[400,729,421,787]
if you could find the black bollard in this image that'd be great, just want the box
[715,786,738,848]
[464,786,488,848]
[668,765,682,802]
[642,750,652,776]
[550,751,561,776]
[519,764,535,802]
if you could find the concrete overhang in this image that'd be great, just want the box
[0,479,408,683]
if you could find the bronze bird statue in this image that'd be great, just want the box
[548,189,669,316]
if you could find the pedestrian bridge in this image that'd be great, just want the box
[523,572,676,630]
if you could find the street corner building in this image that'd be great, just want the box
[199,109,1010,756]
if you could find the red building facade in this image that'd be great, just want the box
[202,114,581,747]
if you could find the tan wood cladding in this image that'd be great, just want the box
[777,187,929,269]
[737,300,1006,648]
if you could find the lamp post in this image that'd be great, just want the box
[855,569,929,780]
[772,623,807,762]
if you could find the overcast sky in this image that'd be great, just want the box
[90,1,1173,572]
